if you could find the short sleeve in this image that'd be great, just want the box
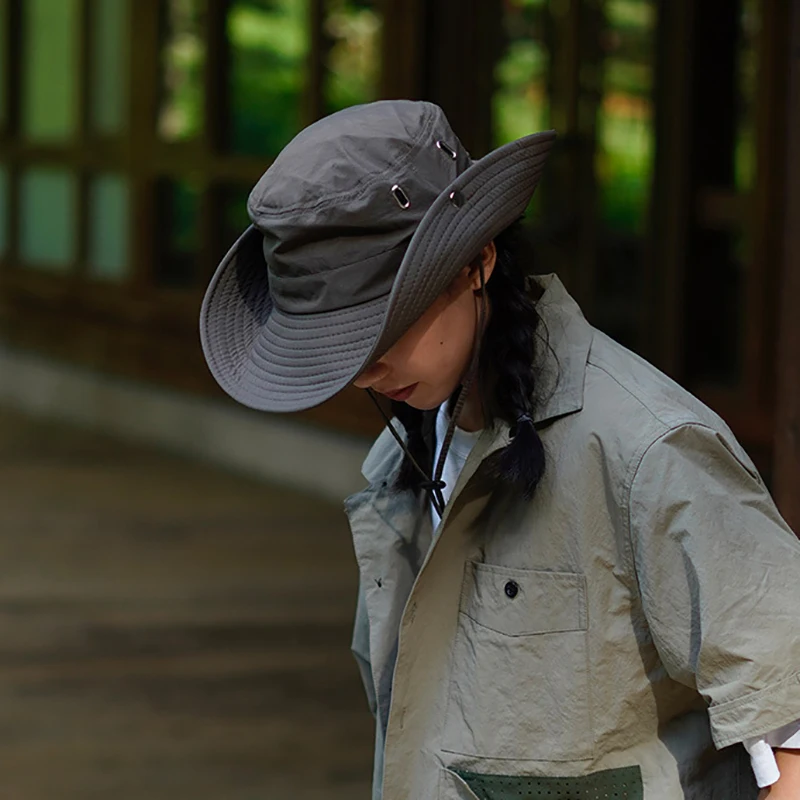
[628,422,800,749]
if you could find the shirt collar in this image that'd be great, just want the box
[360,273,593,484]
[528,273,593,424]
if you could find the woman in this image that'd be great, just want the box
[199,100,800,799]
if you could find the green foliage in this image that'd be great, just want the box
[227,0,310,157]
[595,1,656,233]
[323,0,381,114]
[596,109,654,233]
[158,0,206,141]
[493,38,549,146]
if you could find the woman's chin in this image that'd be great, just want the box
[405,386,456,412]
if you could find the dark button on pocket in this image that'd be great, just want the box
[504,580,519,599]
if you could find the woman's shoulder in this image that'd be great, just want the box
[541,329,765,508]
[545,327,752,482]
[583,328,732,436]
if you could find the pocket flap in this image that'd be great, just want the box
[460,562,587,636]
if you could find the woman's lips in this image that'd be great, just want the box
[383,383,418,402]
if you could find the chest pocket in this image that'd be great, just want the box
[442,562,593,762]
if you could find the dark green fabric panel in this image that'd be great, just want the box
[455,765,643,800]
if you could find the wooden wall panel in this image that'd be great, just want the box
[773,0,800,531]
[0,277,382,439]
[418,0,503,157]
[646,0,694,376]
[0,0,384,440]
[380,0,427,100]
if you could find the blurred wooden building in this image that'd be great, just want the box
[0,0,798,527]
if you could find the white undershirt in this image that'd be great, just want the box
[429,400,481,532]
[745,720,800,787]
[426,400,799,788]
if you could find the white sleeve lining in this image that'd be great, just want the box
[743,719,800,788]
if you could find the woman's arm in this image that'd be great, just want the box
[758,750,800,799]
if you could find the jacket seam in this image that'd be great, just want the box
[587,359,675,429]
[461,611,587,637]
[270,238,409,275]
[621,425,669,578]
[624,420,721,549]
[250,104,439,218]
[713,669,800,714]
[440,561,473,756]
[623,421,714,673]
[438,747,594,763]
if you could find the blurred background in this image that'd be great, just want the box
[0,0,798,797]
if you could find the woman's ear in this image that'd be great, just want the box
[471,241,497,293]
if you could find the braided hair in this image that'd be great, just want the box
[391,219,547,503]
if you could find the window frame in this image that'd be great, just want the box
[0,0,386,437]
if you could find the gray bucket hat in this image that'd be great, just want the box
[199,99,556,412]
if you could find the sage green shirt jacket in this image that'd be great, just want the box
[344,274,800,800]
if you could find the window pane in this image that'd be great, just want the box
[493,0,550,146]
[88,174,130,281]
[591,0,657,351]
[323,0,382,115]
[595,0,656,235]
[19,168,78,271]
[21,0,80,142]
[90,0,130,135]
[155,179,201,288]
[226,0,309,157]
[158,0,206,142]
[0,164,8,257]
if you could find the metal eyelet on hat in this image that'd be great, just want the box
[436,140,457,160]
[391,184,410,209]
[449,190,464,208]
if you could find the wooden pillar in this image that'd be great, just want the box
[641,0,694,375]
[544,0,599,315]
[380,0,427,101]
[419,0,503,157]
[773,0,800,531]
[683,0,741,387]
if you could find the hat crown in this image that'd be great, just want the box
[249,100,464,216]
[246,100,470,315]
[199,93,557,413]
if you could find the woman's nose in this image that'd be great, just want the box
[353,360,388,389]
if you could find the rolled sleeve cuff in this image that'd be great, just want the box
[710,671,800,749]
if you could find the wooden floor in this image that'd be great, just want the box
[0,408,374,800]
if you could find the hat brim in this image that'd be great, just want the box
[199,130,556,412]
[200,225,388,412]
[369,130,556,362]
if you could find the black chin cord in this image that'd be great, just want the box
[427,264,488,517]
[366,261,489,519]
[366,388,435,493]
